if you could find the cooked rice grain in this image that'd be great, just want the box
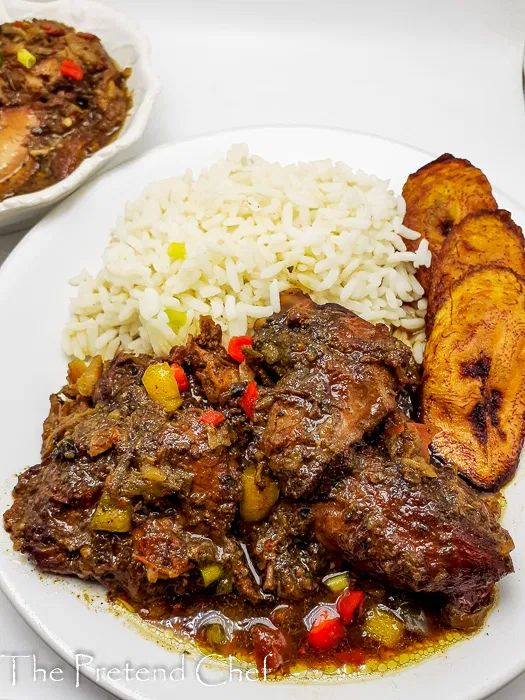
[63,146,430,363]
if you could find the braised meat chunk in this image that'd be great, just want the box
[173,316,241,406]
[246,502,329,600]
[248,291,418,498]
[313,444,513,628]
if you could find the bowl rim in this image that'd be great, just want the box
[0,0,160,214]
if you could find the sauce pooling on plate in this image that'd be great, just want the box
[0,18,131,201]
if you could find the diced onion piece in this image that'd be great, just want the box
[200,563,223,587]
[90,491,132,533]
[141,465,167,482]
[364,606,404,648]
[142,362,183,412]
[240,465,279,522]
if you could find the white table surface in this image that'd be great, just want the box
[1,0,525,697]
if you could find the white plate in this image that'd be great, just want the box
[0,126,524,700]
[0,0,159,234]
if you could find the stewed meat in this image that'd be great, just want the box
[313,442,513,626]
[245,502,329,600]
[248,290,418,498]
[3,293,516,674]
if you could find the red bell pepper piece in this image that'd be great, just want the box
[240,380,258,419]
[170,363,189,392]
[336,590,365,625]
[306,609,345,652]
[227,335,252,363]
[199,410,225,427]
[60,59,84,81]
[334,649,367,666]
[41,21,65,36]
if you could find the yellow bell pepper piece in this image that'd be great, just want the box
[364,607,404,648]
[68,358,87,385]
[142,362,183,412]
[17,48,36,69]
[167,242,186,260]
[200,563,223,587]
[240,466,279,522]
[206,623,226,646]
[77,355,103,397]
[165,308,187,332]
[90,491,132,533]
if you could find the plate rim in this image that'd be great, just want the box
[1,124,524,700]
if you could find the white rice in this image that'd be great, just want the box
[63,145,430,364]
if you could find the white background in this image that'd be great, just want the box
[1,0,525,698]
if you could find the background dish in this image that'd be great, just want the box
[0,0,159,234]
[0,126,523,700]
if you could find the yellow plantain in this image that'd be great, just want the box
[427,210,525,329]
[402,154,497,292]
[422,266,525,490]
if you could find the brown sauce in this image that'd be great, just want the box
[115,575,469,677]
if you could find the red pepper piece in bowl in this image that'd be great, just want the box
[60,59,84,80]
[337,590,365,625]
[199,410,225,427]
[170,363,189,392]
[240,380,258,419]
[227,335,252,363]
[306,607,345,652]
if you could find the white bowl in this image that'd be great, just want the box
[0,0,159,234]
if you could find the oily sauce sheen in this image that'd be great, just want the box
[122,578,469,676]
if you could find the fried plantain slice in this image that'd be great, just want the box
[422,265,525,490]
[427,210,525,329]
[402,154,497,292]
